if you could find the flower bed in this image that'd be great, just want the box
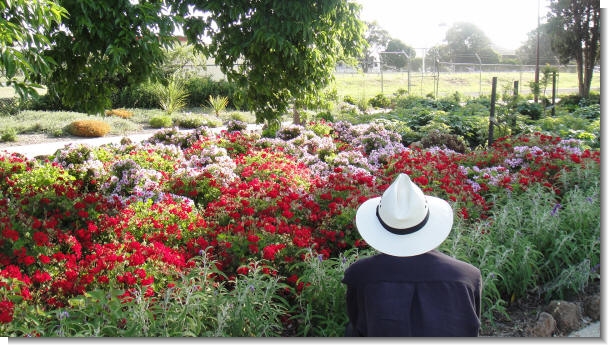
[0,121,600,336]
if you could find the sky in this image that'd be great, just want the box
[355,0,552,54]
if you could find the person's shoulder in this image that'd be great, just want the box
[343,254,386,283]
[431,250,481,276]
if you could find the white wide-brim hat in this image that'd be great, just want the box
[355,173,453,257]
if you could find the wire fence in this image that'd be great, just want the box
[186,62,600,100]
[335,62,600,99]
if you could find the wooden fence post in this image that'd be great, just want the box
[488,77,497,147]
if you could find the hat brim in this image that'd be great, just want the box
[355,195,453,257]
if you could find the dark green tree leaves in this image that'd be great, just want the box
[546,0,600,98]
[44,0,179,114]
[0,0,67,99]
[184,0,367,127]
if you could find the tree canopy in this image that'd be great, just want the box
[381,39,415,70]
[182,0,366,128]
[43,0,180,114]
[516,24,559,66]
[0,0,67,99]
[546,0,600,98]
[427,22,499,69]
[360,21,391,72]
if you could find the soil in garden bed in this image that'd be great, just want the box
[480,279,600,337]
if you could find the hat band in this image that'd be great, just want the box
[375,205,430,235]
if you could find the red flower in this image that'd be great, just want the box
[0,299,14,323]
[32,231,50,246]
[32,270,51,284]
[262,244,286,261]
[2,228,18,242]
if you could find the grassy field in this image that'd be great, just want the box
[331,70,601,100]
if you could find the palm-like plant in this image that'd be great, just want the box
[158,74,189,115]
[208,95,229,117]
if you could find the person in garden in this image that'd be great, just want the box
[342,173,482,337]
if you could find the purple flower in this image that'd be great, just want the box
[551,203,562,216]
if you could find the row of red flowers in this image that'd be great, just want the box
[0,121,600,324]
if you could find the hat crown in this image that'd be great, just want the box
[378,174,428,230]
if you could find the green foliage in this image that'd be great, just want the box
[0,97,21,116]
[174,114,204,129]
[45,0,179,114]
[0,0,67,99]
[184,76,239,109]
[186,0,367,125]
[149,115,173,129]
[368,93,391,108]
[571,104,600,120]
[517,101,543,120]
[208,95,229,117]
[112,81,164,109]
[159,74,190,115]
[291,248,367,336]
[382,39,414,69]
[1,128,17,142]
[546,0,600,98]
[420,130,468,153]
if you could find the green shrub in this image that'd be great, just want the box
[0,97,20,116]
[149,115,173,128]
[342,95,357,105]
[1,128,17,142]
[185,76,239,109]
[368,93,391,108]
[316,111,334,122]
[571,104,600,120]
[420,130,468,153]
[112,81,163,109]
[517,101,543,120]
[175,114,204,129]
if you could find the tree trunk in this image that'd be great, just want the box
[576,50,585,98]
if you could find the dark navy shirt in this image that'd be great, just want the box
[342,250,482,337]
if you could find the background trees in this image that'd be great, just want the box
[0,0,66,99]
[381,39,415,70]
[360,21,391,72]
[43,0,180,115]
[546,0,600,98]
[516,24,559,66]
[182,0,366,131]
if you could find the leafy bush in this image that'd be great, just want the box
[0,97,20,116]
[517,101,543,120]
[571,104,600,120]
[67,119,111,137]
[149,115,173,128]
[316,111,334,122]
[185,76,239,109]
[420,130,468,153]
[368,93,391,108]
[1,128,17,142]
[342,95,357,105]
[174,114,204,129]
[112,81,163,109]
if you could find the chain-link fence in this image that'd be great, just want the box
[334,62,600,99]
[186,62,600,100]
